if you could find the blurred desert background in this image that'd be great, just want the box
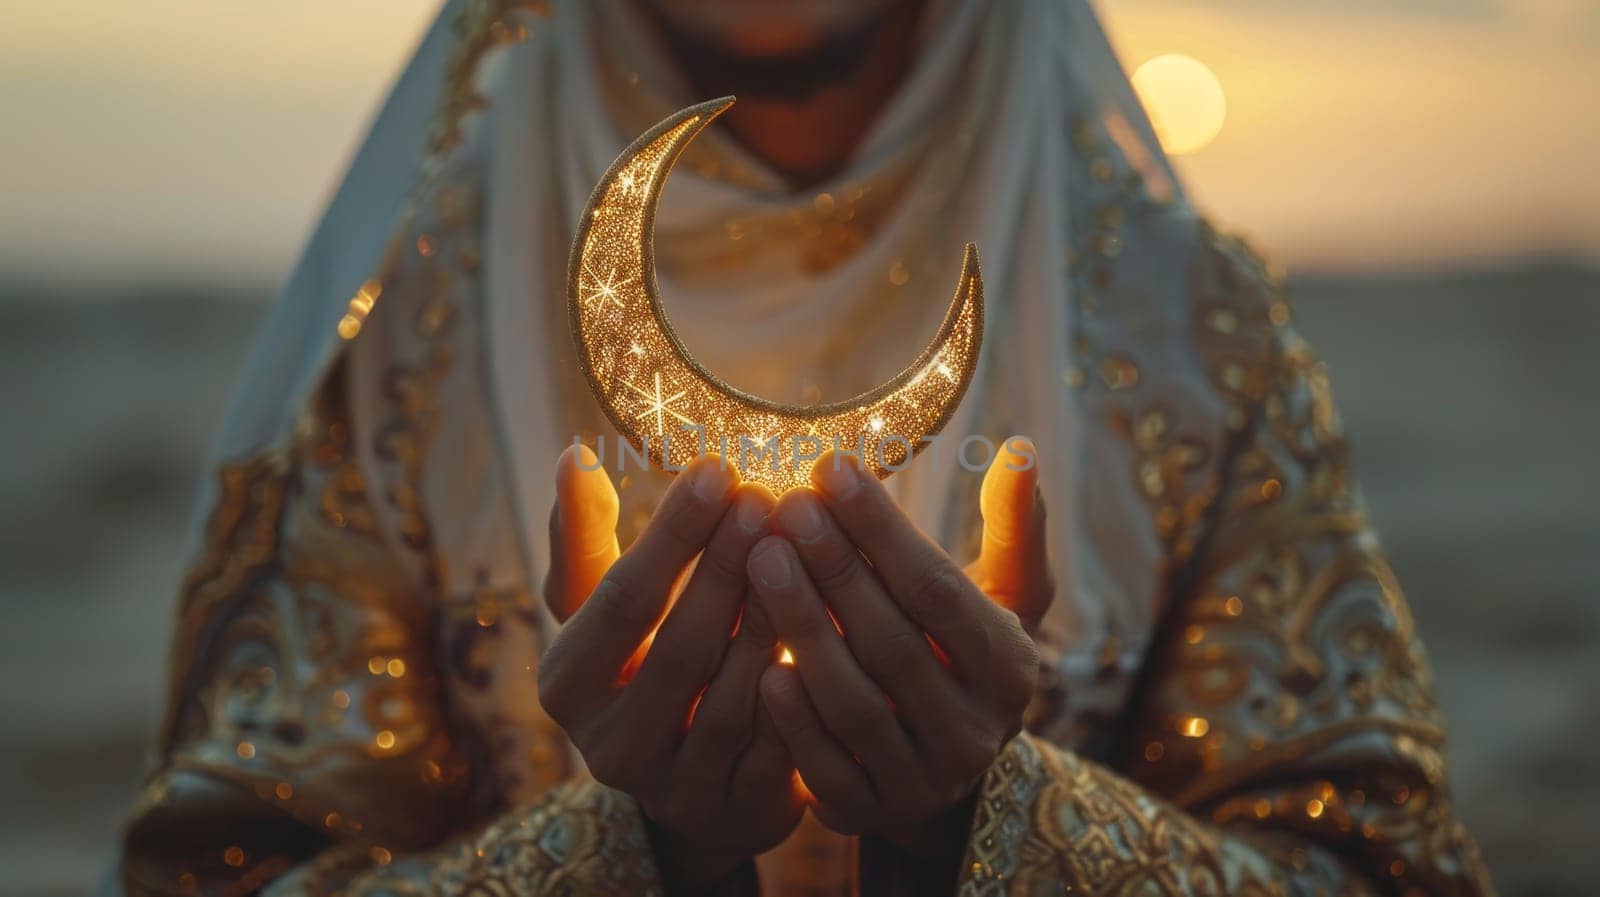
[1,1,1596,895]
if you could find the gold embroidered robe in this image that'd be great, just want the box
[113,6,1495,896]
[115,205,1495,897]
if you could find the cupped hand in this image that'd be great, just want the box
[746,437,1052,857]
[537,447,805,890]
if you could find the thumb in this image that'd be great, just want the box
[543,443,621,622]
[973,436,1053,630]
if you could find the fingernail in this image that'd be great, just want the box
[692,458,733,503]
[813,453,861,501]
[776,494,825,543]
[749,542,793,590]
[735,492,769,535]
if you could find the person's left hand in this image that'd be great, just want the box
[746,436,1053,858]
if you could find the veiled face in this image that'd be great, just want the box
[637,0,913,100]
[639,0,898,58]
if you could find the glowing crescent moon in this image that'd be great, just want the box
[568,97,983,493]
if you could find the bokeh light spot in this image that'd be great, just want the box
[1132,54,1227,156]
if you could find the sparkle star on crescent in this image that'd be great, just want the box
[625,371,695,434]
[580,263,632,311]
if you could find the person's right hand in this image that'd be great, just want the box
[538,447,804,892]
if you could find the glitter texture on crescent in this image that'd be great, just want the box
[567,97,984,493]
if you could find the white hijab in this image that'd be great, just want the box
[213,0,1180,753]
[483,0,1175,624]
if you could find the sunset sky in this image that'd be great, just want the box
[2,0,1596,287]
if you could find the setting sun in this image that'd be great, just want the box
[1131,53,1228,156]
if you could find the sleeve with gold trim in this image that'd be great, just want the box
[955,224,1495,897]
[117,365,474,896]
[259,779,664,897]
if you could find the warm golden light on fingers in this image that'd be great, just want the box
[685,685,708,728]
[792,769,816,805]
[978,437,1038,537]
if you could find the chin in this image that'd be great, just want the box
[638,0,897,59]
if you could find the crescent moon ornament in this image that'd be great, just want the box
[568,97,984,493]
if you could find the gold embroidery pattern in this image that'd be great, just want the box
[1114,401,1219,571]
[371,331,453,585]
[356,129,578,816]
[439,582,575,809]
[262,842,420,897]
[303,386,382,538]
[362,163,485,590]
[962,735,1364,897]
[431,0,549,157]
[1020,108,1185,748]
[1115,228,1495,896]
[1061,113,1168,398]
[157,452,289,754]
[123,370,468,897]
[961,732,1048,894]
[425,782,663,897]
[274,782,664,896]
[336,0,544,344]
